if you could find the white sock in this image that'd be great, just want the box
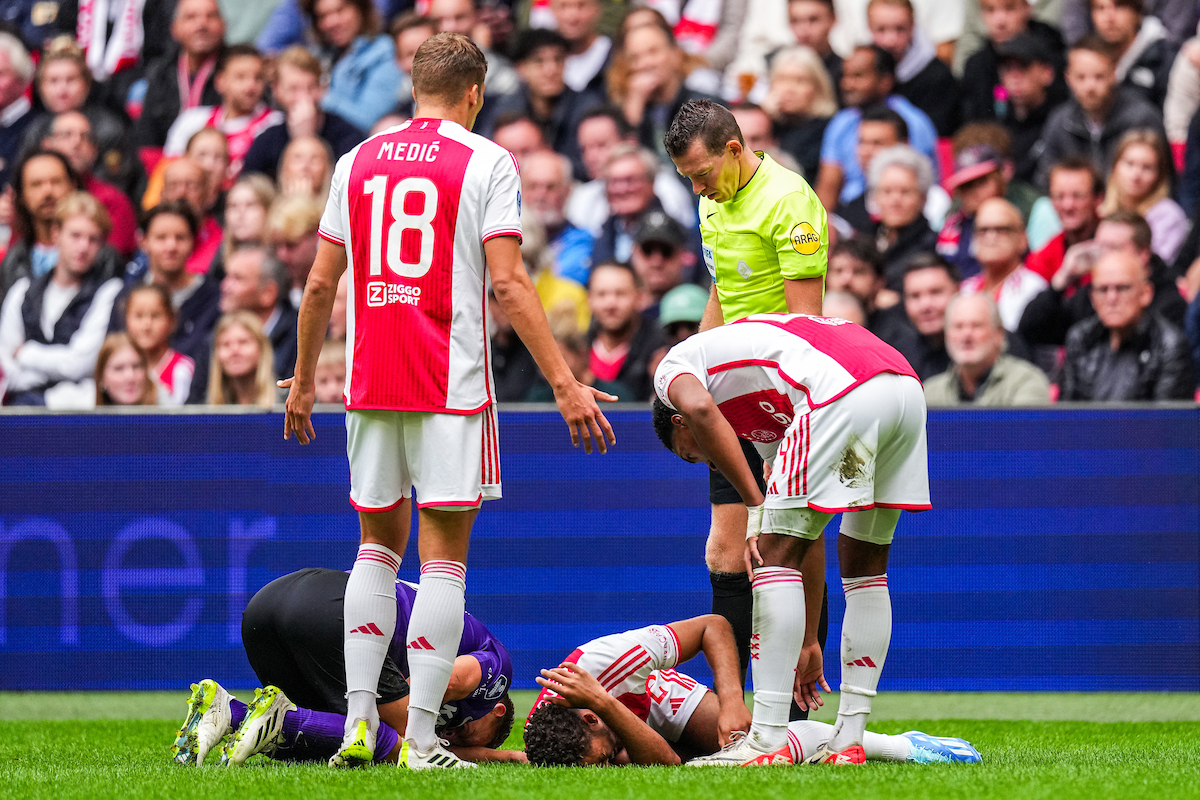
[403,559,466,752]
[828,574,891,752]
[342,543,401,737]
[748,566,806,752]
[786,720,909,762]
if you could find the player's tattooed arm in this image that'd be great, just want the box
[444,655,484,701]
[537,663,681,766]
[667,616,751,745]
[666,375,765,507]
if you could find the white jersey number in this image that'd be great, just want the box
[363,175,438,278]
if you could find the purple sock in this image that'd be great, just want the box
[230,698,248,728]
[374,720,399,763]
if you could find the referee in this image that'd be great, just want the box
[664,100,829,718]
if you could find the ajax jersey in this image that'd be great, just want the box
[318,118,522,413]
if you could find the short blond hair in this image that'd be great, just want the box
[412,32,487,104]
[318,338,346,368]
[55,191,112,240]
[276,45,323,80]
[265,195,322,240]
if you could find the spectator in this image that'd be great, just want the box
[1036,35,1166,189]
[0,33,35,189]
[265,195,322,308]
[611,16,718,158]
[184,127,233,201]
[866,0,960,136]
[814,44,938,211]
[551,0,611,94]
[1019,209,1189,345]
[865,144,939,292]
[1027,157,1105,281]
[491,113,546,166]
[758,46,836,183]
[0,192,123,405]
[658,282,708,347]
[131,201,221,364]
[585,260,663,401]
[135,0,225,149]
[242,46,366,178]
[1099,129,1188,262]
[960,197,1048,331]
[221,174,278,271]
[892,251,962,379]
[24,39,141,198]
[522,148,593,286]
[994,33,1066,184]
[277,136,334,201]
[822,288,867,325]
[960,0,1067,124]
[525,330,631,402]
[389,13,437,118]
[937,144,1012,280]
[825,236,909,339]
[1060,250,1194,400]
[520,208,591,335]
[630,209,689,319]
[483,28,603,177]
[729,104,801,174]
[40,111,138,257]
[1091,0,1175,108]
[164,44,284,184]
[428,0,521,99]
[94,333,158,407]
[216,245,297,385]
[314,337,346,404]
[593,143,701,267]
[1062,0,1198,49]
[489,284,540,402]
[298,0,404,133]
[785,0,842,101]
[124,283,195,405]
[564,106,698,236]
[161,156,223,276]
[925,292,1051,405]
[205,310,277,407]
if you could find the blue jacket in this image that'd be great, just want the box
[321,36,405,134]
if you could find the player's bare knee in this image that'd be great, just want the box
[707,504,749,572]
[839,508,899,576]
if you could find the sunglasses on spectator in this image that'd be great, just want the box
[639,242,677,258]
[975,225,1020,238]
[1089,283,1141,297]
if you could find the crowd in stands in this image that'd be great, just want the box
[0,0,1198,409]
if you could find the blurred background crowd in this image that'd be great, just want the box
[0,0,1198,409]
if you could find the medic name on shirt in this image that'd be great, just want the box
[376,140,441,162]
[367,281,422,307]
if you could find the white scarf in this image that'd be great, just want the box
[77,0,146,82]
[895,28,937,84]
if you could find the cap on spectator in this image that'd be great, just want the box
[635,210,686,250]
[945,145,1005,191]
[995,33,1054,67]
[658,284,709,327]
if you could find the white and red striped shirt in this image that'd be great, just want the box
[154,349,194,406]
[319,119,523,413]
[654,314,918,446]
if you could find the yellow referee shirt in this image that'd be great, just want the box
[699,153,828,322]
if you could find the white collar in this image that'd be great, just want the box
[1,96,32,127]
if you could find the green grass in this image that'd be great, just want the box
[2,692,1200,799]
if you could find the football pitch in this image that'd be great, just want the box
[3,692,1199,799]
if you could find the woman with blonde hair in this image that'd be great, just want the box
[278,136,334,202]
[206,311,276,407]
[222,174,277,262]
[95,333,158,407]
[762,45,837,181]
[1100,129,1188,263]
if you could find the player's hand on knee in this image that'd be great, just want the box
[793,642,830,712]
[279,377,317,445]
[553,381,617,454]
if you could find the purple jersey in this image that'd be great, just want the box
[388,581,512,728]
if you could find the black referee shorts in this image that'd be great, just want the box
[241,568,409,715]
[709,438,769,505]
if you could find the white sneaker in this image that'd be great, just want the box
[171,679,233,766]
[398,739,478,769]
[686,731,793,767]
[329,718,377,768]
[219,686,296,766]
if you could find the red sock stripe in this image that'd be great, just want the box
[356,552,400,573]
[421,560,466,582]
[843,575,888,593]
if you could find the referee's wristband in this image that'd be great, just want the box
[746,504,764,540]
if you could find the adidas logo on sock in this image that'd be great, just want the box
[408,636,435,650]
[845,656,877,668]
[350,623,386,636]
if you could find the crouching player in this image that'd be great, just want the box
[652,312,930,765]
[171,568,514,767]
[523,615,979,766]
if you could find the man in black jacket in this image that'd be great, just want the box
[960,0,1067,124]
[994,34,1066,184]
[1060,250,1194,400]
[1091,0,1176,108]
[866,0,960,136]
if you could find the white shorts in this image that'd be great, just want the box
[764,372,930,513]
[345,406,502,512]
[645,669,710,743]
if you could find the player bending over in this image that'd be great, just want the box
[652,312,930,766]
[170,568,515,767]
[522,616,978,766]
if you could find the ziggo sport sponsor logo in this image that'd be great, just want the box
[367,281,422,307]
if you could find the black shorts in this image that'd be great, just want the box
[709,438,768,505]
[241,568,409,715]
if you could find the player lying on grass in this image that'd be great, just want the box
[518,615,979,766]
[170,568,513,767]
[652,312,931,765]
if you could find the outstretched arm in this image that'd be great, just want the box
[667,615,751,745]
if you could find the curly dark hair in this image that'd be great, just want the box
[487,693,516,749]
[523,703,592,767]
[651,397,678,454]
